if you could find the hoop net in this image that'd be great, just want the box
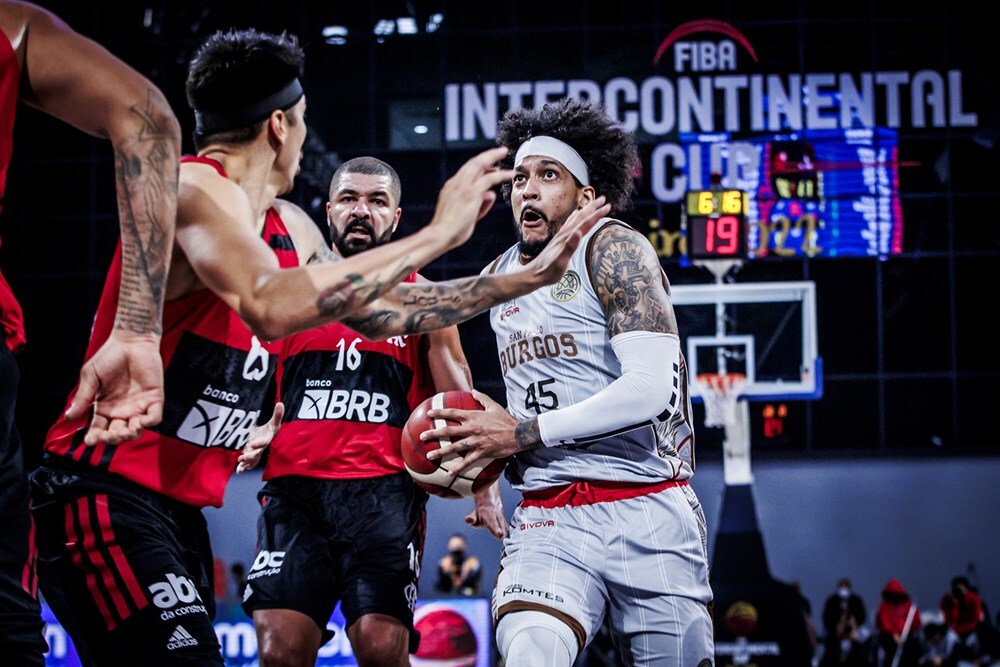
[695,373,747,428]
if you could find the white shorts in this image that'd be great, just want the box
[492,479,715,666]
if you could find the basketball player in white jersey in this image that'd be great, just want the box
[422,97,716,666]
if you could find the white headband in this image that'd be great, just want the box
[513,135,590,186]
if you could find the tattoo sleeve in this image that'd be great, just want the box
[591,225,677,337]
[340,274,507,338]
[112,92,178,335]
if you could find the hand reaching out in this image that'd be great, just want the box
[467,480,507,540]
[237,402,284,474]
[66,331,164,446]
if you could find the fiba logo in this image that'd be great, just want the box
[551,270,581,302]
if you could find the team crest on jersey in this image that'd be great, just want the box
[551,270,581,302]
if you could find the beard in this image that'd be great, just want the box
[330,217,394,257]
[515,205,559,259]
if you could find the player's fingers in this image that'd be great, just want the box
[446,449,482,476]
[126,415,145,441]
[66,372,100,421]
[108,418,137,443]
[270,402,285,426]
[467,146,509,171]
[137,401,164,429]
[425,407,467,421]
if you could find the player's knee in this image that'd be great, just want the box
[257,629,315,667]
[497,610,578,667]
[349,616,410,667]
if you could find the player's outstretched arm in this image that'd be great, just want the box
[424,225,683,471]
[13,2,182,443]
[180,147,513,342]
[341,196,610,340]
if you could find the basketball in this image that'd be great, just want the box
[401,390,507,499]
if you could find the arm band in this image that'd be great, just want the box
[537,331,681,446]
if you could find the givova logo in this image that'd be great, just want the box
[296,389,390,423]
[175,401,261,449]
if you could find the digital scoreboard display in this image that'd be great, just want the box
[679,128,904,259]
[683,189,748,260]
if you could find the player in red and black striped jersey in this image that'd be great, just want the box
[28,28,523,666]
[0,3,180,663]
[237,157,508,666]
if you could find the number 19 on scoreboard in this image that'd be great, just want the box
[682,189,748,261]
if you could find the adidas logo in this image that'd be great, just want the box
[166,625,199,650]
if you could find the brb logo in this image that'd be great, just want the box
[175,390,261,450]
[296,389,391,423]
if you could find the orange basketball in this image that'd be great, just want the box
[401,390,507,498]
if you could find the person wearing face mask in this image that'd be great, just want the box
[821,578,872,666]
[436,533,482,597]
[823,579,869,646]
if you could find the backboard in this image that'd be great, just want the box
[671,281,822,401]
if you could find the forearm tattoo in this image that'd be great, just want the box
[316,262,414,318]
[343,275,502,338]
[514,418,542,450]
[592,226,677,337]
[113,91,178,335]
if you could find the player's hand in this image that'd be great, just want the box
[429,147,515,250]
[468,480,506,540]
[423,389,523,475]
[237,402,284,474]
[522,196,609,286]
[66,331,164,446]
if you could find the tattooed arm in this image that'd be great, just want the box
[4,1,182,443]
[339,197,610,340]
[423,222,683,463]
[591,223,677,337]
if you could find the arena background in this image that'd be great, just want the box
[3,0,999,651]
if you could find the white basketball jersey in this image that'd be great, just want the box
[487,218,696,492]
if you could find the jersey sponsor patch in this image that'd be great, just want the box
[281,348,414,427]
[158,332,276,450]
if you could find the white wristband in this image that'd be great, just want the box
[537,331,681,446]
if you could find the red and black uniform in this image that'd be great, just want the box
[29,156,298,666]
[0,28,46,667]
[243,279,433,650]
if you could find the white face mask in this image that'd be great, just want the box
[838,587,850,598]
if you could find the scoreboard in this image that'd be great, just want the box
[682,189,748,260]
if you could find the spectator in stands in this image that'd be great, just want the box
[824,578,870,654]
[918,622,961,667]
[435,533,482,597]
[875,578,923,667]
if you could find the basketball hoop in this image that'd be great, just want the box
[695,372,746,428]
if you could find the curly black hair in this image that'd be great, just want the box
[495,97,639,215]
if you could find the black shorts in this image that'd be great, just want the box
[243,472,427,650]
[0,342,46,665]
[30,458,224,666]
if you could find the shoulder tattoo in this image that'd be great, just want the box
[591,226,677,337]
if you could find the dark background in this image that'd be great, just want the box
[5,0,999,465]
[6,2,1000,662]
